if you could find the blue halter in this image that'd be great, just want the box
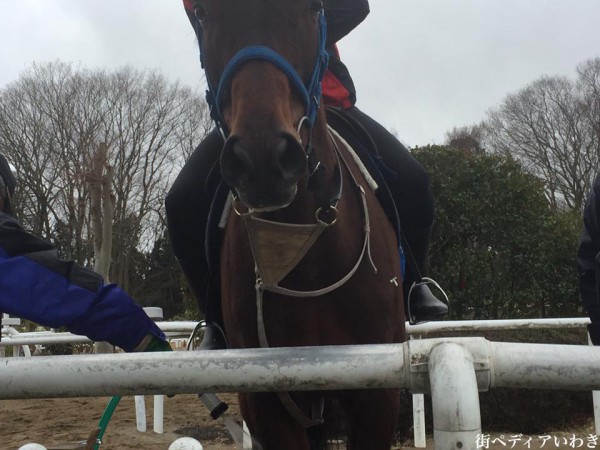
[203,10,329,136]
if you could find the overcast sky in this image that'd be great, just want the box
[2,0,600,148]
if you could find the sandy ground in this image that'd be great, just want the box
[0,394,241,450]
[1,393,596,449]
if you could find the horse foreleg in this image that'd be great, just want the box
[342,388,401,450]
[239,392,311,450]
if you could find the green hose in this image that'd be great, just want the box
[93,395,122,449]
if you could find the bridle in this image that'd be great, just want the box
[200,7,329,138]
[195,3,331,202]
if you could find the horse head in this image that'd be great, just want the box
[195,0,328,211]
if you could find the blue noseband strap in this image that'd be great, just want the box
[205,10,329,135]
[212,46,311,122]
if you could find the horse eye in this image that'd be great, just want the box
[194,3,206,21]
[310,0,323,13]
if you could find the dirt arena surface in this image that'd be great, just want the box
[1,393,241,450]
[0,393,596,449]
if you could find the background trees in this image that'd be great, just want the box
[0,62,212,317]
[414,145,581,319]
[1,56,596,321]
[483,57,600,212]
[432,57,600,319]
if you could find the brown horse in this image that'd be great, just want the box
[196,0,406,448]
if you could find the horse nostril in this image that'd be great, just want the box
[276,133,307,182]
[221,135,254,188]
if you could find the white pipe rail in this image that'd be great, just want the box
[405,317,592,447]
[0,321,200,347]
[0,343,408,399]
[408,338,600,392]
[0,333,92,346]
[3,318,590,347]
[490,340,600,390]
[428,342,481,450]
[407,317,591,334]
[2,338,600,398]
[3,327,32,357]
[3,338,600,450]
[0,318,600,447]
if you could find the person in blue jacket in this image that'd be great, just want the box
[578,171,600,345]
[0,153,170,352]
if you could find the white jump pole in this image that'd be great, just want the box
[142,307,165,435]
[406,317,590,334]
[412,392,426,448]
[3,339,600,399]
[0,322,199,347]
[410,334,427,448]
[135,396,147,432]
[1,317,591,347]
[594,390,600,435]
[154,394,164,434]
[0,343,409,399]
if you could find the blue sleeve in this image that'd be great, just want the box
[0,214,165,352]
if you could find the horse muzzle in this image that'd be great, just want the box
[221,132,307,210]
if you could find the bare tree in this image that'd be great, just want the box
[483,61,600,212]
[577,58,600,170]
[0,64,66,237]
[446,124,485,155]
[0,62,212,282]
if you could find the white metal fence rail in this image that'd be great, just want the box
[2,338,600,450]
[2,317,597,450]
[406,317,594,447]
